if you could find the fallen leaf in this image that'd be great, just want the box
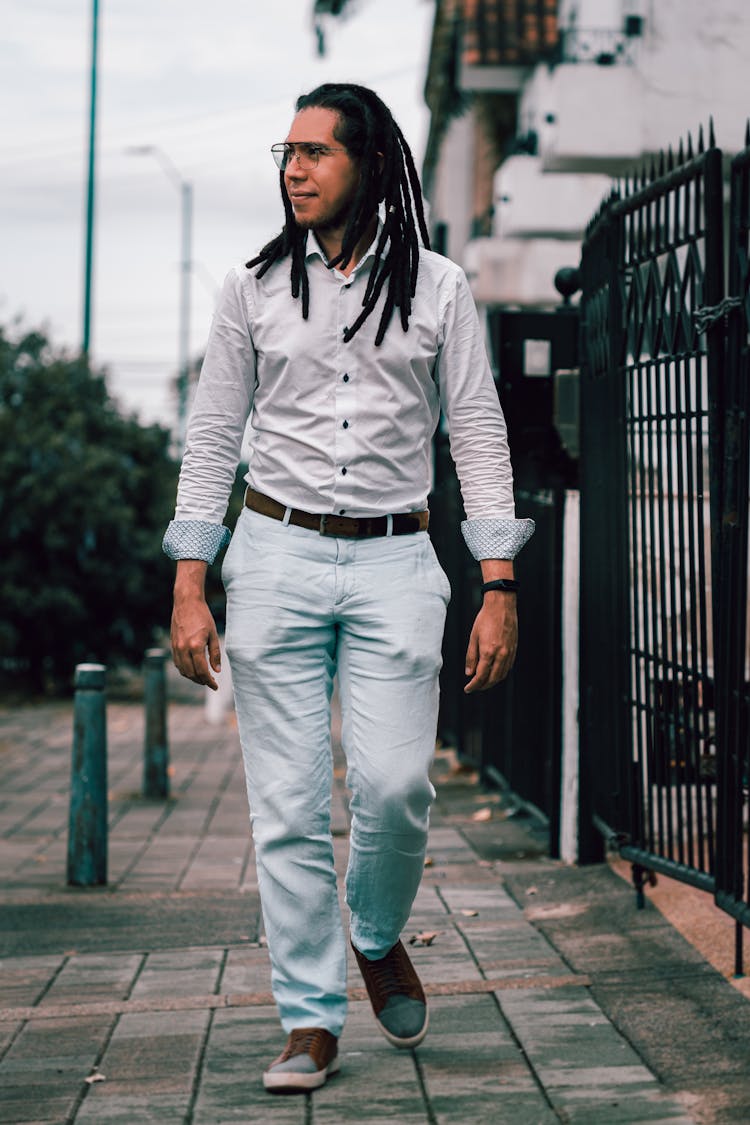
[167,765,176,778]
[423,856,434,868]
[84,1068,106,1085]
[525,885,538,896]
[460,909,479,917]
[409,931,440,946]
[471,807,492,822]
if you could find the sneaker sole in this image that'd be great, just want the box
[263,1055,340,1093]
[376,1007,429,1049]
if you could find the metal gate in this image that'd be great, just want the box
[579,127,750,962]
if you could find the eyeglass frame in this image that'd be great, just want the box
[271,142,348,171]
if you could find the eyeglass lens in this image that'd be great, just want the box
[272,144,319,170]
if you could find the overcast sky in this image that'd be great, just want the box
[1,0,434,426]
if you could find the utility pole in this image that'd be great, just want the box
[82,0,100,355]
[125,146,193,447]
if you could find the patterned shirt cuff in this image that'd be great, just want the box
[461,517,536,561]
[162,520,231,564]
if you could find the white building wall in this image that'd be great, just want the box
[430,112,475,265]
[525,0,750,173]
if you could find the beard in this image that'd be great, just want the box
[292,197,355,233]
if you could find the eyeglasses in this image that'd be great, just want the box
[271,142,346,171]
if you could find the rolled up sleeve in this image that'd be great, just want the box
[162,268,256,562]
[436,268,534,560]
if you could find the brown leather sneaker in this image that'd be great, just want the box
[352,939,429,1048]
[263,1027,340,1093]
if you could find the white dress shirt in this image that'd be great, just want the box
[163,230,534,563]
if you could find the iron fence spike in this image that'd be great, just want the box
[709,117,716,147]
[687,132,694,159]
[678,137,684,164]
[667,145,675,171]
[745,119,750,146]
[698,124,705,152]
[658,150,665,177]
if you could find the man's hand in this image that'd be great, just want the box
[464,559,518,694]
[171,560,222,691]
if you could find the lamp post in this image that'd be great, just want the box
[82,0,100,355]
[126,146,193,446]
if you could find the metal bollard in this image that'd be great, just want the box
[67,663,108,886]
[143,647,169,799]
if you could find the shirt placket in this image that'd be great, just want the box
[331,271,359,515]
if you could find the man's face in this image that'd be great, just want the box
[283,106,360,231]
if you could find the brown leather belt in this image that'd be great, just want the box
[244,487,429,538]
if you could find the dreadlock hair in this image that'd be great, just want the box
[246,83,431,346]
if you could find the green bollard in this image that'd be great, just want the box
[143,648,169,799]
[67,663,108,886]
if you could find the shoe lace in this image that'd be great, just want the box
[286,1028,326,1057]
[367,948,412,998]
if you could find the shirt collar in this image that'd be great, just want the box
[305,217,384,276]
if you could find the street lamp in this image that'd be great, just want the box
[126,145,193,446]
[82,0,100,355]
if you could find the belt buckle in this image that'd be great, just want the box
[319,514,329,536]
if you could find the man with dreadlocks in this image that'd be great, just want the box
[164,83,533,1093]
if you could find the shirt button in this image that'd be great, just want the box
[341,467,347,475]
[343,420,349,429]
[343,373,349,382]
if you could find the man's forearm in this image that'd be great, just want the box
[174,559,209,601]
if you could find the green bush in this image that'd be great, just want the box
[0,324,179,692]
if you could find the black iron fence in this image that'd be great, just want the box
[429,124,749,956]
[579,126,750,963]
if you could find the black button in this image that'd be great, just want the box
[343,420,349,429]
[341,467,347,475]
[343,373,349,382]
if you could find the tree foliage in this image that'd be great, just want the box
[0,324,179,692]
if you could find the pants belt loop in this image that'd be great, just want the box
[385,514,394,537]
[282,506,292,527]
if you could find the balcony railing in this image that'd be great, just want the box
[558,26,640,66]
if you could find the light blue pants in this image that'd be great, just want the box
[222,508,450,1035]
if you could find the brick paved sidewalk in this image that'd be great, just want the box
[1,688,748,1123]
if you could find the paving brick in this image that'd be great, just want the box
[75,1092,196,1123]
[419,996,556,1123]
[0,955,65,1008]
[131,948,224,999]
[80,1008,209,1118]
[40,952,142,1007]
[193,1007,308,1123]
[0,1014,113,1123]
